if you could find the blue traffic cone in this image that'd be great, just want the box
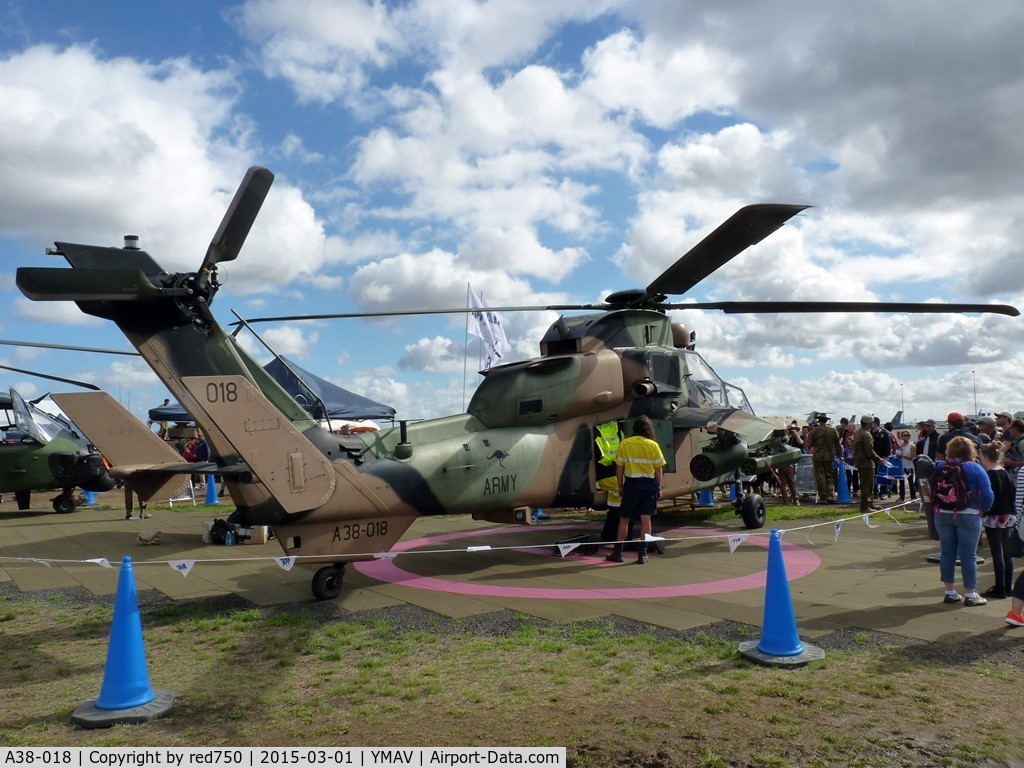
[836,464,852,504]
[697,488,715,507]
[71,556,174,727]
[205,474,219,505]
[84,491,96,505]
[738,529,824,667]
[97,557,154,710]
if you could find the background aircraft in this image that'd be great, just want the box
[0,385,115,512]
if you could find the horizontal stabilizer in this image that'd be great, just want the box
[51,392,191,502]
[16,267,163,301]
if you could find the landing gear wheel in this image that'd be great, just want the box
[740,493,766,529]
[52,493,76,514]
[312,564,345,601]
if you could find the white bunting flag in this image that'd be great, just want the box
[862,514,879,529]
[644,533,666,542]
[276,556,295,571]
[32,558,52,568]
[373,552,397,559]
[85,558,113,569]
[728,533,748,553]
[557,542,581,558]
[168,559,195,578]
[467,545,492,552]
[834,521,842,542]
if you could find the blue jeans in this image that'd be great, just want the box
[934,511,983,589]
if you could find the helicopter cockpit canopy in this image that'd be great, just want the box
[681,351,754,414]
[5,388,67,445]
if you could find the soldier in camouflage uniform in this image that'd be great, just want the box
[852,415,885,512]
[807,414,840,503]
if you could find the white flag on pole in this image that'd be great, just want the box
[468,287,508,369]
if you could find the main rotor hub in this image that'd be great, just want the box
[604,289,666,308]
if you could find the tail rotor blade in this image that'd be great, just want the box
[201,166,275,270]
[16,267,163,301]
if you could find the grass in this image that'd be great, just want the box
[0,591,1021,767]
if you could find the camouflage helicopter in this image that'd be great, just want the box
[15,167,1019,599]
[0,367,115,512]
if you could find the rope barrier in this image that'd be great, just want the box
[0,498,926,574]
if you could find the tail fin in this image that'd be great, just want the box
[180,374,339,513]
[52,392,193,502]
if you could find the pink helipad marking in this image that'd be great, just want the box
[353,525,821,600]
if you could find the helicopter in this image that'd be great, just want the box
[0,377,116,513]
[15,166,1019,599]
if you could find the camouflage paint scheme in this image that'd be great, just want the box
[15,167,802,596]
[0,388,114,512]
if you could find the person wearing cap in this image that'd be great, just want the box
[936,411,982,461]
[995,411,1013,441]
[852,415,885,513]
[977,416,997,444]
[806,413,840,503]
[871,417,896,500]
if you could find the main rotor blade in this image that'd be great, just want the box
[0,339,139,356]
[201,166,275,269]
[642,204,810,302]
[664,300,1021,317]
[235,304,608,325]
[0,363,99,390]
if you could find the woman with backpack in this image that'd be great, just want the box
[978,442,1015,599]
[933,436,995,606]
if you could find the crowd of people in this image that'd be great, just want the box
[796,409,1024,626]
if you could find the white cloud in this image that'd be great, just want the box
[280,132,324,163]
[230,0,400,105]
[260,326,320,360]
[580,29,738,129]
[398,336,464,373]
[0,44,331,297]
[14,298,104,327]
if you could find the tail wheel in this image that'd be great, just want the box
[740,493,766,529]
[312,564,345,600]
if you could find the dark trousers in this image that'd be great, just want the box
[898,469,917,500]
[985,526,1014,592]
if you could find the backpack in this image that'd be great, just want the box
[931,459,972,511]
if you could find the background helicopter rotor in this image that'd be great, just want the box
[0,363,99,391]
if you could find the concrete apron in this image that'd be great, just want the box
[0,493,1012,642]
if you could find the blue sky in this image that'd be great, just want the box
[1,0,1023,425]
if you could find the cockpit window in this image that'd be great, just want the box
[681,351,754,414]
[10,389,60,444]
